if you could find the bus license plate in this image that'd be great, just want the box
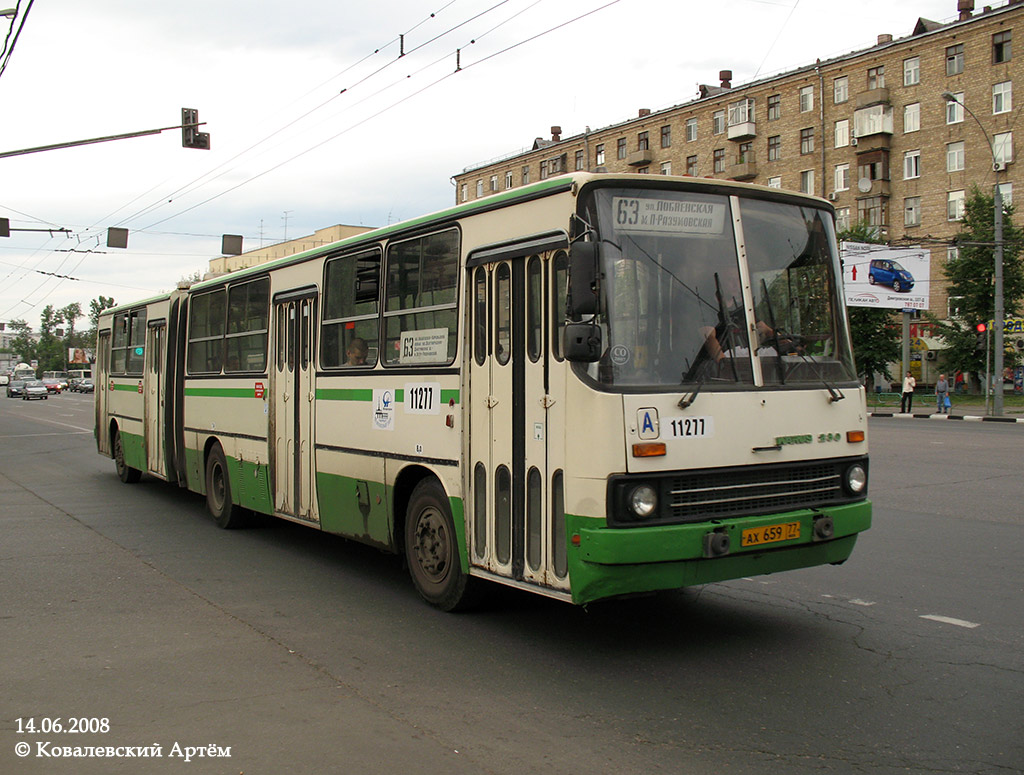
[741,521,800,547]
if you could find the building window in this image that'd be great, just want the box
[712,110,725,135]
[835,207,851,231]
[767,134,781,161]
[617,138,627,159]
[637,166,649,175]
[946,92,964,124]
[686,117,697,141]
[661,125,671,148]
[834,119,850,148]
[638,131,649,151]
[834,76,848,104]
[904,102,921,132]
[800,127,814,155]
[539,160,549,180]
[997,182,1013,206]
[994,131,1014,167]
[904,149,921,179]
[947,190,966,221]
[946,43,964,76]
[858,196,886,228]
[738,142,753,163]
[799,85,814,113]
[595,144,605,166]
[903,56,920,86]
[460,184,468,202]
[867,66,885,89]
[660,161,672,175]
[946,141,965,172]
[574,150,584,171]
[686,155,698,176]
[904,197,922,227]
[858,150,889,183]
[522,166,530,185]
[800,169,814,194]
[767,94,781,120]
[487,175,496,192]
[766,176,781,189]
[505,171,514,189]
[728,98,755,127]
[476,180,483,197]
[994,30,1011,64]
[834,163,850,192]
[994,81,1012,114]
[713,148,725,173]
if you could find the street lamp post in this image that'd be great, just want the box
[943,91,1005,416]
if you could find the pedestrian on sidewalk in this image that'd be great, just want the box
[935,373,950,414]
[901,371,916,413]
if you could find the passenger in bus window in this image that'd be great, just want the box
[346,337,368,366]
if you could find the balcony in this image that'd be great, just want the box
[856,87,890,109]
[728,151,758,181]
[627,148,653,167]
[727,121,757,141]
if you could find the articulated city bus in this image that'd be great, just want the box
[95,172,870,610]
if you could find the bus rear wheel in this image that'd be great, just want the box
[404,479,477,611]
[113,428,141,484]
[205,445,246,529]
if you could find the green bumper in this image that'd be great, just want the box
[566,501,871,605]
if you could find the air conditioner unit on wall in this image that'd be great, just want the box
[828,192,839,201]
[851,137,858,146]
[925,351,938,361]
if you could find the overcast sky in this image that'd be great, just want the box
[0,0,961,327]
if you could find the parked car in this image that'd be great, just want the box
[76,380,95,394]
[22,380,49,400]
[868,259,915,292]
[42,378,63,394]
[7,379,26,398]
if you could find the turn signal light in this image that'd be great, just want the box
[632,442,666,457]
[846,430,865,443]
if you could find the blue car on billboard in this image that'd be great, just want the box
[868,259,914,292]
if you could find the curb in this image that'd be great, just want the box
[868,411,1024,423]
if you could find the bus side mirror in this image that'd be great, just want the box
[563,323,602,363]
[567,241,600,319]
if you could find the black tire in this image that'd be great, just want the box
[205,445,246,529]
[404,479,477,611]
[113,428,141,484]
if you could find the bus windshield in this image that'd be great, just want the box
[580,186,857,391]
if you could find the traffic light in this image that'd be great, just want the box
[181,108,210,150]
[976,322,987,351]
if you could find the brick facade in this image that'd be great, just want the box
[453,0,1024,319]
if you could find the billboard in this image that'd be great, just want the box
[68,347,94,364]
[841,242,930,310]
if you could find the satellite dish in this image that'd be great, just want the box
[857,177,872,193]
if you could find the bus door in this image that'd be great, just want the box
[272,290,320,524]
[145,321,166,478]
[469,243,569,591]
[96,330,112,456]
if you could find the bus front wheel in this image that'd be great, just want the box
[404,479,477,611]
[113,428,141,484]
[205,445,246,529]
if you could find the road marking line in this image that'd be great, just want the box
[920,614,980,629]
[849,599,876,606]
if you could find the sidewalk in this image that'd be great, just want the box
[868,398,1024,423]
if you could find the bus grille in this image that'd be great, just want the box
[664,460,853,522]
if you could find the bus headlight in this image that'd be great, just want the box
[629,484,658,518]
[844,463,867,495]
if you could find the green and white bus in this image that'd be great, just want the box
[95,172,870,610]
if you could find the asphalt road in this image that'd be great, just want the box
[1,393,1021,774]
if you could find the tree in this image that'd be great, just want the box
[36,305,66,373]
[8,320,37,367]
[838,221,901,382]
[938,186,1024,380]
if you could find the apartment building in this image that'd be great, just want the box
[453,0,1023,318]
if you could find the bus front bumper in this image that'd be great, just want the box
[566,500,871,605]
